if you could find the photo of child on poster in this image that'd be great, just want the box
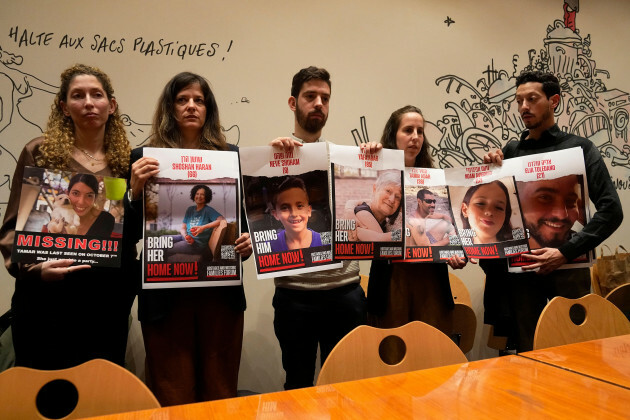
[330,144,405,260]
[240,142,339,279]
[12,166,126,267]
[142,148,241,288]
[446,169,527,259]
[397,166,464,263]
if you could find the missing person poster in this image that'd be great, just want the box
[12,166,126,267]
[394,167,464,263]
[142,147,242,289]
[240,142,341,279]
[330,144,405,260]
[505,147,593,272]
[445,162,528,259]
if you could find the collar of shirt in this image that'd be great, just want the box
[291,134,324,144]
[518,124,564,149]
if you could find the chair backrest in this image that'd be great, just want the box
[533,294,630,350]
[606,283,630,321]
[448,272,471,306]
[316,321,467,386]
[448,273,476,353]
[0,358,160,419]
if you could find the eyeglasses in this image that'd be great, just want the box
[423,199,436,204]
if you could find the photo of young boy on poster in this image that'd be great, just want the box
[330,144,405,260]
[505,147,593,271]
[240,142,340,279]
[142,148,242,289]
[395,167,464,263]
[12,166,126,267]
[445,162,528,259]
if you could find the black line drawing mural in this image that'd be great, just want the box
[444,16,455,27]
[354,0,630,180]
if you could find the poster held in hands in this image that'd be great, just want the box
[240,142,341,279]
[506,147,593,272]
[142,147,242,289]
[395,167,464,263]
[445,161,528,259]
[12,166,126,267]
[330,144,405,260]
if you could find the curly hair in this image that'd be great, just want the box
[190,184,213,203]
[380,105,434,169]
[36,64,130,177]
[149,72,228,151]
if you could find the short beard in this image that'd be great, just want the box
[526,218,571,248]
[296,104,327,134]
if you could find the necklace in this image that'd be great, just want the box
[75,146,104,166]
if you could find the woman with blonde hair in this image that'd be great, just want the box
[0,64,136,369]
[129,72,252,406]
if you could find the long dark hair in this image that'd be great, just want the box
[380,105,434,168]
[150,72,228,150]
[69,173,99,195]
[460,180,513,241]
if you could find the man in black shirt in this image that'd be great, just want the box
[481,71,622,351]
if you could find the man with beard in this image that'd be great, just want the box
[481,71,622,352]
[516,175,583,249]
[269,66,366,389]
[408,189,454,246]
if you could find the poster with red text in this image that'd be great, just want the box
[142,148,242,289]
[240,142,341,280]
[445,161,528,259]
[330,144,405,260]
[12,166,126,267]
[505,147,593,272]
[394,167,464,263]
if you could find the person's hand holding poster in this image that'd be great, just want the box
[445,162,528,259]
[330,144,405,260]
[142,147,242,289]
[395,167,464,262]
[240,142,340,279]
[12,166,126,267]
[505,147,592,271]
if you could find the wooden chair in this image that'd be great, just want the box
[606,283,630,321]
[316,321,467,386]
[0,358,160,419]
[359,274,369,296]
[448,273,477,353]
[533,294,630,350]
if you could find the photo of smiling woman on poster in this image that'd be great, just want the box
[352,169,402,242]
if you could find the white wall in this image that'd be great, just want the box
[2,0,629,393]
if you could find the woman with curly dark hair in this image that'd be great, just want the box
[128,72,252,406]
[0,64,135,369]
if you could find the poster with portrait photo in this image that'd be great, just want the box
[330,144,405,260]
[142,148,242,289]
[394,167,464,263]
[504,147,593,272]
[12,166,126,267]
[445,163,528,259]
[240,142,340,280]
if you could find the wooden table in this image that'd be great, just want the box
[519,334,630,389]
[89,354,630,419]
